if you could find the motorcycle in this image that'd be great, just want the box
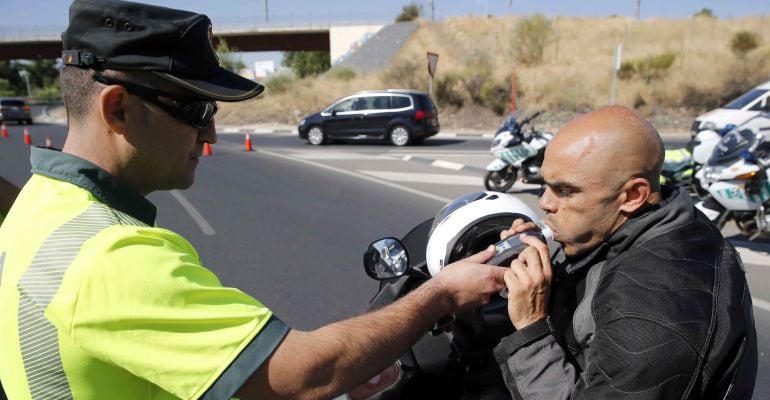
[660,127,723,199]
[345,219,513,400]
[694,114,770,240]
[484,110,553,192]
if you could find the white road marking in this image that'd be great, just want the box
[170,190,216,236]
[290,151,397,161]
[358,170,482,186]
[736,246,769,266]
[432,160,464,170]
[258,150,452,204]
[753,297,770,313]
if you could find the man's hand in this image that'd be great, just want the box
[504,234,552,329]
[500,218,538,241]
[431,246,507,313]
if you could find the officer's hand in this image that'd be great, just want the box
[432,246,507,313]
[504,234,552,329]
[500,218,538,241]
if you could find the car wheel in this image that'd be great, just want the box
[307,126,326,145]
[389,125,411,146]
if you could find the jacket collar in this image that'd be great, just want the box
[30,147,157,226]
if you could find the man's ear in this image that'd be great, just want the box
[619,177,651,214]
[98,85,129,135]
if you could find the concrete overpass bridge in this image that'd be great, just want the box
[0,23,385,64]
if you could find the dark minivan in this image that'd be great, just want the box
[298,90,439,146]
[0,98,33,125]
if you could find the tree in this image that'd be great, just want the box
[396,2,422,22]
[693,8,716,18]
[730,31,760,58]
[512,14,554,66]
[215,39,246,73]
[282,51,330,78]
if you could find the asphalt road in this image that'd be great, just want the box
[1,122,769,398]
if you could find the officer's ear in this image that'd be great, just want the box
[98,85,129,135]
[618,177,651,214]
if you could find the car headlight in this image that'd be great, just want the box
[299,118,306,126]
[701,121,717,131]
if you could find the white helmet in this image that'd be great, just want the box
[425,191,539,276]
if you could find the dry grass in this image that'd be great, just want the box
[218,15,770,132]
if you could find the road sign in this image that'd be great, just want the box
[427,52,439,78]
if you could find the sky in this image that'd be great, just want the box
[1,1,769,67]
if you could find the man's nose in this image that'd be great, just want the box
[539,187,557,213]
[199,120,217,144]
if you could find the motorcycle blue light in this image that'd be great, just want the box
[740,150,757,162]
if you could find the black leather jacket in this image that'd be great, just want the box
[494,187,757,399]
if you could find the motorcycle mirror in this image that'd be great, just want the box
[364,237,411,280]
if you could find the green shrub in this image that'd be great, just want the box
[693,8,716,18]
[731,31,760,58]
[617,61,636,80]
[34,84,62,102]
[636,52,676,83]
[265,73,294,94]
[512,14,554,66]
[327,67,357,81]
[434,72,464,108]
[382,60,423,90]
[481,79,511,115]
[0,78,14,97]
[282,51,331,78]
[396,2,422,22]
[460,49,493,105]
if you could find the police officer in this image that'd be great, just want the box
[0,1,508,399]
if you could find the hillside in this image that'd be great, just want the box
[217,14,770,133]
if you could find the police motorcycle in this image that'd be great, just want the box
[345,192,552,400]
[660,127,723,199]
[694,114,770,239]
[484,110,553,192]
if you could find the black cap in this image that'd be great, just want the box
[61,0,263,102]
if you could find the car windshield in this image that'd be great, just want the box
[724,89,768,110]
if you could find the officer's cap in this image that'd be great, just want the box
[61,0,263,102]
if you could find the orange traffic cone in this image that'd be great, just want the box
[23,127,32,145]
[1,123,7,138]
[244,133,253,152]
[203,142,212,156]
[45,136,53,149]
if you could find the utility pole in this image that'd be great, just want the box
[429,0,435,22]
[264,0,269,23]
[635,0,640,20]
[508,0,513,14]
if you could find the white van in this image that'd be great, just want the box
[692,80,770,132]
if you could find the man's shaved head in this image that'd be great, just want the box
[550,106,664,193]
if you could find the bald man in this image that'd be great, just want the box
[493,106,757,399]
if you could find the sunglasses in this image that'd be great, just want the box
[92,74,218,129]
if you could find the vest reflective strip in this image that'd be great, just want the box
[16,203,145,399]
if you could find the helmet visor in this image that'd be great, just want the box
[430,192,489,236]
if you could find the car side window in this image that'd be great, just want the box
[372,96,391,110]
[391,96,411,109]
[331,98,356,113]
